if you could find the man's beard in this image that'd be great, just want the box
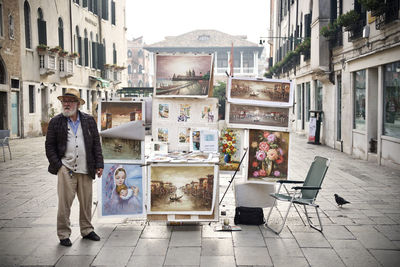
[62,106,77,117]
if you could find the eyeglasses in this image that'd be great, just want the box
[62,100,78,104]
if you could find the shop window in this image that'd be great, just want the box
[354,70,366,131]
[383,61,400,139]
[29,85,35,113]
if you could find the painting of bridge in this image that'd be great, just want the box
[155,54,213,97]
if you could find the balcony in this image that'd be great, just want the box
[375,1,400,30]
[39,52,57,75]
[59,57,74,78]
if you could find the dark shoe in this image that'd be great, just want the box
[60,238,72,247]
[83,231,100,241]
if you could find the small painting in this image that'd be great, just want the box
[227,103,289,130]
[201,105,215,122]
[192,130,201,151]
[158,104,169,119]
[155,54,213,97]
[152,142,168,155]
[227,77,293,107]
[178,128,191,144]
[148,165,217,214]
[100,101,144,130]
[247,130,290,184]
[178,104,191,122]
[158,128,168,142]
[100,164,144,217]
[102,137,142,161]
[219,129,242,171]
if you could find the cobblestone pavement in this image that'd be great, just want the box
[0,134,400,266]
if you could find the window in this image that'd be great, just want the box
[296,84,302,120]
[217,52,228,68]
[354,70,366,131]
[58,17,64,49]
[0,2,3,37]
[24,1,31,48]
[113,43,116,64]
[128,50,132,58]
[83,0,87,7]
[29,85,35,113]
[8,14,14,39]
[243,52,254,73]
[111,0,115,25]
[383,61,400,139]
[128,64,132,74]
[138,65,143,74]
[84,29,88,67]
[102,0,108,20]
[73,0,80,5]
[306,82,311,122]
[76,26,82,65]
[315,80,323,111]
[0,60,5,84]
[37,8,46,45]
[88,0,93,12]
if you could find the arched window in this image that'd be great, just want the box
[138,64,143,74]
[128,65,132,74]
[84,29,88,67]
[58,17,64,49]
[37,8,46,45]
[76,26,82,65]
[24,1,31,48]
[127,50,132,58]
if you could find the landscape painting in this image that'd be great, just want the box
[100,163,144,217]
[158,103,169,119]
[227,78,293,107]
[228,103,289,130]
[155,54,213,97]
[158,128,168,142]
[247,130,290,184]
[100,101,143,130]
[102,137,142,162]
[178,128,191,144]
[148,165,217,214]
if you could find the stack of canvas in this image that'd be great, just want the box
[225,77,294,184]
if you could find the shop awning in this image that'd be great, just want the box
[89,76,110,88]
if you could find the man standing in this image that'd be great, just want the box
[45,88,104,247]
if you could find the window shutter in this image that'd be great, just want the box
[94,0,98,15]
[37,19,47,45]
[111,1,115,25]
[98,43,104,70]
[113,48,116,64]
[102,0,108,20]
[92,41,96,67]
[83,0,87,8]
[305,14,311,38]
[58,27,64,49]
[84,38,89,66]
[94,42,98,69]
[78,36,82,65]
[88,0,92,12]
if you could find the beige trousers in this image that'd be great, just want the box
[57,165,94,240]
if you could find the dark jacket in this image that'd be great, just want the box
[45,111,104,179]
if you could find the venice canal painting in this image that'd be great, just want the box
[229,78,291,105]
[155,55,213,97]
[149,165,215,214]
[229,104,289,128]
[101,137,142,161]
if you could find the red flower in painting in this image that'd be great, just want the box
[276,155,284,164]
[252,161,258,168]
[259,142,270,152]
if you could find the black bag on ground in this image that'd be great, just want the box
[234,206,265,225]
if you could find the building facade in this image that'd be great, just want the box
[126,36,152,87]
[0,0,127,137]
[144,30,264,84]
[269,0,400,168]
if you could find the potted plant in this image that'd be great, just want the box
[37,44,49,52]
[69,52,80,58]
[41,106,56,136]
[58,49,69,57]
[337,10,361,31]
[49,46,62,53]
[320,21,340,39]
[358,0,387,16]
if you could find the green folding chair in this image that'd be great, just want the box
[265,156,330,234]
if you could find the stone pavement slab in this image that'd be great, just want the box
[1,134,400,266]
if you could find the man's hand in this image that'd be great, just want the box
[96,168,103,178]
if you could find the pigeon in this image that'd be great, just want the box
[334,194,350,207]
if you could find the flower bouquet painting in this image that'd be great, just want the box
[219,129,241,171]
[247,130,289,183]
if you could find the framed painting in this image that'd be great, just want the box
[157,128,168,142]
[101,137,144,163]
[227,77,294,107]
[154,54,214,97]
[151,142,169,155]
[219,128,243,171]
[99,163,145,217]
[148,164,218,215]
[247,130,290,184]
[226,103,290,131]
[178,127,191,144]
[158,103,170,119]
[99,100,145,131]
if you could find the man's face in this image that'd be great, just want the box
[61,97,79,117]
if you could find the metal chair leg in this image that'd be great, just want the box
[293,203,306,226]
[8,145,11,160]
[265,200,293,234]
[265,197,277,224]
[2,146,5,162]
[304,205,323,232]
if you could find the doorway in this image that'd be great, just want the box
[11,91,19,136]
